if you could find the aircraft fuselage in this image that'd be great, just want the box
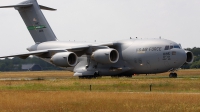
[27,38,189,76]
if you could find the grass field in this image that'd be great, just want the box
[0,69,200,111]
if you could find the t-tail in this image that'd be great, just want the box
[0,0,58,43]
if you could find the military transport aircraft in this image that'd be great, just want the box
[0,0,194,78]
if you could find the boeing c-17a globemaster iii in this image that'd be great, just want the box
[0,0,194,78]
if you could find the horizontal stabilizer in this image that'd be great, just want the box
[0,4,33,8]
[0,4,56,11]
[39,5,57,11]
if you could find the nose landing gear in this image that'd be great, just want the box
[169,73,177,78]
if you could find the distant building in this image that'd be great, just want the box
[21,64,42,71]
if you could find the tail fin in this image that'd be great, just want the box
[0,0,58,43]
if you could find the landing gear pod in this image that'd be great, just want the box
[91,49,119,64]
[50,52,78,67]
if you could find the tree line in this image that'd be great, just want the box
[0,57,61,71]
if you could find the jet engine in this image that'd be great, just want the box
[91,49,119,64]
[185,50,194,64]
[50,52,78,67]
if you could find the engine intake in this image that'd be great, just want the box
[91,49,119,64]
[50,52,78,67]
[185,50,194,64]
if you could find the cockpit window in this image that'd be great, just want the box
[164,46,169,50]
[165,45,180,50]
[174,45,180,49]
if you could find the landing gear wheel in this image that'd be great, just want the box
[79,76,94,79]
[169,73,177,78]
[169,73,173,78]
[173,73,177,78]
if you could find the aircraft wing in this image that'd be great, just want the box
[0,43,114,59]
[0,45,89,59]
[0,50,49,59]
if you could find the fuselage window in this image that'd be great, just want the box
[164,46,169,50]
[170,45,173,49]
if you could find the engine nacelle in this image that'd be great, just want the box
[91,49,119,64]
[185,50,194,64]
[50,52,78,67]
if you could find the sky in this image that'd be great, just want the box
[0,0,200,55]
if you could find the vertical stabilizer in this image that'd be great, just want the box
[0,0,58,43]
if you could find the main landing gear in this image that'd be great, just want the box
[79,71,101,79]
[111,74,132,78]
[169,73,177,78]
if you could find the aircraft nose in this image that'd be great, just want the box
[174,49,187,67]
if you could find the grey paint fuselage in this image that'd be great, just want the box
[28,38,186,76]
